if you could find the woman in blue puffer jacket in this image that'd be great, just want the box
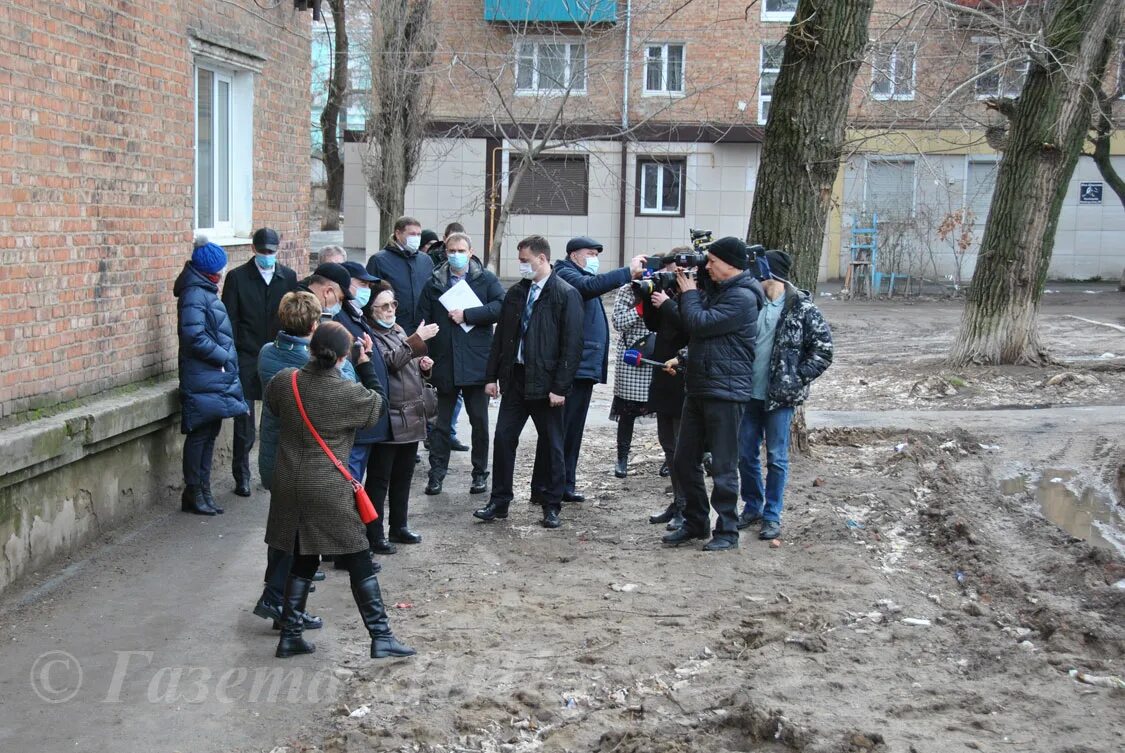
[174,238,248,516]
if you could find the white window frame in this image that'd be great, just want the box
[973,39,1028,99]
[963,155,999,225]
[637,158,685,216]
[862,157,917,220]
[761,0,798,23]
[758,42,784,126]
[870,43,916,101]
[514,40,587,96]
[643,43,686,96]
[193,58,254,244]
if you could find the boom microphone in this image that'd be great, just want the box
[623,349,665,368]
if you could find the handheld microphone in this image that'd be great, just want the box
[623,349,666,368]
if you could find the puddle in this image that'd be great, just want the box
[1012,470,1125,555]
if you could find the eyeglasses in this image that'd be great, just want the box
[374,300,398,311]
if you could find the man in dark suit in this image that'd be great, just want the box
[221,227,297,496]
[473,235,582,529]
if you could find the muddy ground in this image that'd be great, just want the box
[252,285,1125,753]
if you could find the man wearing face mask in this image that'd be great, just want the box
[297,263,351,322]
[221,227,298,497]
[417,232,505,496]
[551,237,647,503]
[365,216,435,336]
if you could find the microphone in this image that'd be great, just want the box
[623,349,665,368]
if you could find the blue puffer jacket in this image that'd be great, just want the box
[679,271,765,402]
[366,241,434,335]
[174,262,248,434]
[553,258,632,383]
[256,331,357,490]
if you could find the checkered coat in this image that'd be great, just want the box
[611,286,653,403]
[263,363,385,555]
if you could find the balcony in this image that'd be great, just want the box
[484,0,617,25]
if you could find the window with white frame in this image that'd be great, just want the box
[516,41,586,94]
[975,42,1028,99]
[759,42,785,125]
[871,43,916,100]
[965,159,997,226]
[762,0,798,22]
[194,60,253,239]
[644,44,685,94]
[636,158,685,216]
[865,159,915,220]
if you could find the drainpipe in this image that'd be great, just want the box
[618,0,632,269]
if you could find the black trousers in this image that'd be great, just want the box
[559,378,595,493]
[366,441,419,539]
[674,396,746,541]
[182,419,221,488]
[657,412,684,502]
[491,366,566,511]
[233,401,256,483]
[428,386,489,480]
[289,539,374,586]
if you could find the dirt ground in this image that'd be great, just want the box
[259,285,1125,753]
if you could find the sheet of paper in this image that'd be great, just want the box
[438,279,484,333]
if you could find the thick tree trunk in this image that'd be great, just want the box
[951,0,1121,366]
[319,0,348,232]
[487,155,529,276]
[1091,91,1125,210]
[746,0,874,291]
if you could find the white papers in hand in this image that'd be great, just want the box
[438,279,483,332]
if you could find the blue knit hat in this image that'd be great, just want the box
[191,236,227,274]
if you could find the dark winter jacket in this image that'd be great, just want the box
[486,273,583,400]
[366,241,434,335]
[641,295,689,417]
[334,303,391,444]
[221,258,298,400]
[173,262,248,434]
[765,285,834,411]
[417,258,505,392]
[678,271,765,402]
[553,258,632,383]
[371,324,430,444]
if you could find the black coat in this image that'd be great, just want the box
[486,273,583,400]
[334,303,392,444]
[366,242,434,335]
[641,296,688,417]
[679,271,765,402]
[552,258,632,383]
[417,258,505,392]
[221,259,298,399]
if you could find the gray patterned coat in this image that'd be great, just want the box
[766,285,834,411]
[264,363,385,555]
[611,285,653,404]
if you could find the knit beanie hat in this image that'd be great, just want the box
[706,236,749,270]
[191,235,227,275]
[764,250,793,280]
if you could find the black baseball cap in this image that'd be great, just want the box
[252,227,280,252]
[313,262,354,299]
[566,236,603,254]
[342,261,380,283]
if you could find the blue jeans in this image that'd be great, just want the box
[738,399,794,524]
[450,393,463,441]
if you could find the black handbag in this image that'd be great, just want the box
[421,380,439,419]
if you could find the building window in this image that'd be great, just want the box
[194,60,253,239]
[510,155,588,215]
[871,43,916,101]
[644,44,685,94]
[636,158,685,216]
[515,41,586,94]
[865,159,915,220]
[965,159,997,225]
[759,42,785,125]
[975,43,1028,98]
[762,0,798,23]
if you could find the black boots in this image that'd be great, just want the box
[201,484,223,514]
[275,575,316,658]
[614,454,629,479]
[388,527,422,544]
[473,501,509,521]
[352,575,416,658]
[649,497,685,531]
[181,486,216,516]
[469,471,489,495]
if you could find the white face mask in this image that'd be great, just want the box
[404,235,421,252]
[518,261,535,280]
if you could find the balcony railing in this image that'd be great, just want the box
[484,0,617,24]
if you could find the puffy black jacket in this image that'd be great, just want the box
[220,258,297,399]
[553,258,632,383]
[486,273,583,400]
[641,295,689,417]
[417,258,505,392]
[173,262,248,434]
[679,271,765,402]
[366,241,434,335]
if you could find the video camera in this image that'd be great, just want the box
[630,228,713,297]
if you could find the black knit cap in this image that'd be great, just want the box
[706,236,749,270]
[764,250,792,279]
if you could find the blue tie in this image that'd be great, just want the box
[518,282,539,364]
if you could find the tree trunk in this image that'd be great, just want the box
[319,0,348,232]
[1091,90,1125,210]
[487,154,529,276]
[746,0,874,291]
[950,0,1121,366]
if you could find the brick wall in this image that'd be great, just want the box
[0,1,311,420]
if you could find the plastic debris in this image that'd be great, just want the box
[901,618,932,627]
[955,570,967,585]
[846,519,865,529]
[1068,669,1125,690]
[1019,641,1035,651]
[348,705,371,718]
[894,443,908,454]
[393,602,414,609]
[610,583,638,593]
[769,539,782,549]
[978,444,1000,451]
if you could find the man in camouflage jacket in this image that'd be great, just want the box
[737,250,833,541]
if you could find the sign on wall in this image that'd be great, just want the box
[1079,182,1103,204]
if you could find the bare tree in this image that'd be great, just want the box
[318,0,349,231]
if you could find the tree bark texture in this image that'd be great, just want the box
[319,0,348,232]
[746,0,874,291]
[1091,90,1125,210]
[487,155,529,275]
[951,0,1121,366]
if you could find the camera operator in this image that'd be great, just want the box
[661,237,764,552]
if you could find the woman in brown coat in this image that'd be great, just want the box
[264,321,414,660]
[366,283,438,553]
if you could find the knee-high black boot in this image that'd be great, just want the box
[275,575,316,658]
[351,575,416,658]
[615,416,634,478]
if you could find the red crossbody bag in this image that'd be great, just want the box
[290,370,378,524]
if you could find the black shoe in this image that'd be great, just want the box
[562,491,585,503]
[352,575,416,658]
[252,597,282,622]
[181,486,217,516]
[272,611,324,630]
[388,527,422,544]
[450,439,470,452]
[275,575,316,658]
[649,501,677,525]
[201,486,223,514]
[614,457,628,478]
[312,570,326,582]
[234,479,251,497]
[701,453,714,477]
[541,508,561,529]
[662,527,708,546]
[469,472,489,495]
[759,521,782,541]
[737,509,763,531]
[703,537,738,552]
[424,478,443,495]
[658,462,671,478]
[667,510,684,531]
[371,537,397,555]
[473,502,508,521]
